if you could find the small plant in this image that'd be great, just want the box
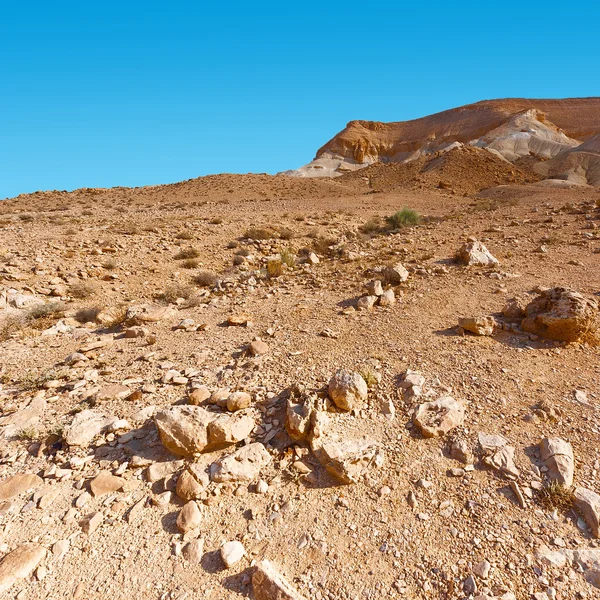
[359,216,384,234]
[17,427,38,441]
[175,247,200,260]
[538,481,574,511]
[209,218,223,225]
[158,284,195,304]
[176,231,194,240]
[267,259,284,278]
[244,227,274,240]
[74,306,101,324]
[182,258,200,269]
[311,235,337,255]
[280,248,295,268]
[0,315,25,341]
[65,227,78,236]
[360,366,380,389]
[26,302,66,330]
[70,281,98,299]
[193,270,218,287]
[385,208,420,229]
[278,227,295,241]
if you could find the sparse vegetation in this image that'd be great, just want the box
[193,270,218,287]
[70,281,98,299]
[244,227,274,240]
[182,258,200,269]
[359,216,384,234]
[266,259,284,278]
[538,481,574,511]
[175,246,200,260]
[280,248,295,268]
[158,284,196,304]
[176,230,194,240]
[74,306,102,323]
[360,366,380,389]
[385,208,420,229]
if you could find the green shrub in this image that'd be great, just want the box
[385,208,420,229]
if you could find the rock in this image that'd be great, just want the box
[221,540,245,568]
[95,384,131,401]
[0,394,46,438]
[124,326,148,338]
[252,559,307,600]
[502,298,525,321]
[226,391,252,412]
[328,370,368,411]
[378,289,395,307]
[81,511,103,534]
[456,241,499,266]
[307,252,319,265]
[176,466,210,501]
[183,539,204,564]
[366,280,384,296]
[535,544,568,568]
[89,471,125,497]
[228,315,250,326]
[567,548,600,588]
[574,487,600,537]
[189,386,210,405]
[210,443,272,483]
[64,410,118,447]
[126,304,177,324]
[478,432,509,454]
[458,316,496,336]
[383,263,409,284]
[521,287,599,342]
[0,544,46,594]
[155,406,212,456]
[249,340,269,356]
[146,460,185,483]
[51,539,70,560]
[413,397,465,438]
[207,414,254,447]
[482,445,520,479]
[0,473,43,501]
[473,560,491,579]
[285,395,315,441]
[176,501,202,533]
[450,440,472,464]
[37,487,61,509]
[463,574,478,595]
[540,438,575,487]
[356,295,377,310]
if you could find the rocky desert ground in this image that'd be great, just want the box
[1,100,600,600]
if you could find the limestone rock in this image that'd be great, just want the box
[95,384,131,401]
[226,391,252,412]
[189,386,210,405]
[483,445,520,479]
[252,559,307,600]
[328,370,368,412]
[126,304,177,324]
[502,298,526,321]
[574,487,600,538]
[0,473,43,501]
[521,287,599,342]
[383,263,409,284]
[90,471,125,497]
[210,443,272,483]
[177,501,202,533]
[0,544,46,594]
[249,340,269,356]
[540,437,575,487]
[221,540,245,568]
[176,465,210,501]
[207,414,254,447]
[155,406,213,456]
[64,410,118,447]
[183,539,204,564]
[378,289,395,307]
[366,280,383,296]
[567,548,600,588]
[285,396,314,441]
[81,511,103,534]
[356,295,377,310]
[413,397,465,438]
[456,241,499,266]
[0,394,46,438]
[146,460,185,483]
[458,316,496,336]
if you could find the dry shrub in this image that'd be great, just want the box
[209,218,223,225]
[182,258,200,269]
[244,227,274,240]
[175,247,200,260]
[359,216,384,234]
[70,281,99,299]
[176,231,194,240]
[193,270,218,287]
[538,482,574,511]
[277,227,295,240]
[74,306,102,324]
[0,315,26,341]
[26,302,66,331]
[280,248,295,267]
[158,284,195,304]
[311,235,337,255]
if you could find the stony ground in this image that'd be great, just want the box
[0,176,599,600]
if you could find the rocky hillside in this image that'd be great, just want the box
[288,98,600,180]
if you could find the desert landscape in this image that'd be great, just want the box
[0,98,599,600]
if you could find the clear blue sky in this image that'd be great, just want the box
[2,1,599,199]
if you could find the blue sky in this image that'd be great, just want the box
[1,1,599,199]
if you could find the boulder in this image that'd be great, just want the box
[574,487,600,538]
[456,241,499,266]
[0,544,46,594]
[0,473,43,501]
[210,443,272,483]
[540,437,574,487]
[206,414,254,447]
[458,316,496,336]
[253,560,307,600]
[226,391,252,412]
[521,287,599,342]
[328,370,368,412]
[155,406,212,456]
[413,397,465,438]
[383,263,409,284]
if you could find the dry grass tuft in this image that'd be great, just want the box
[538,481,574,511]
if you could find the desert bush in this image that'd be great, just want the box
[176,231,194,240]
[182,258,200,269]
[278,227,295,240]
[538,481,574,511]
[209,218,223,225]
[158,284,195,304]
[0,315,26,341]
[65,228,77,236]
[280,248,295,268]
[244,227,274,240]
[385,208,420,229]
[359,216,384,234]
[175,247,200,260]
[74,306,102,324]
[193,270,218,287]
[70,281,98,299]
[359,366,380,389]
[311,235,337,255]
[26,302,66,331]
